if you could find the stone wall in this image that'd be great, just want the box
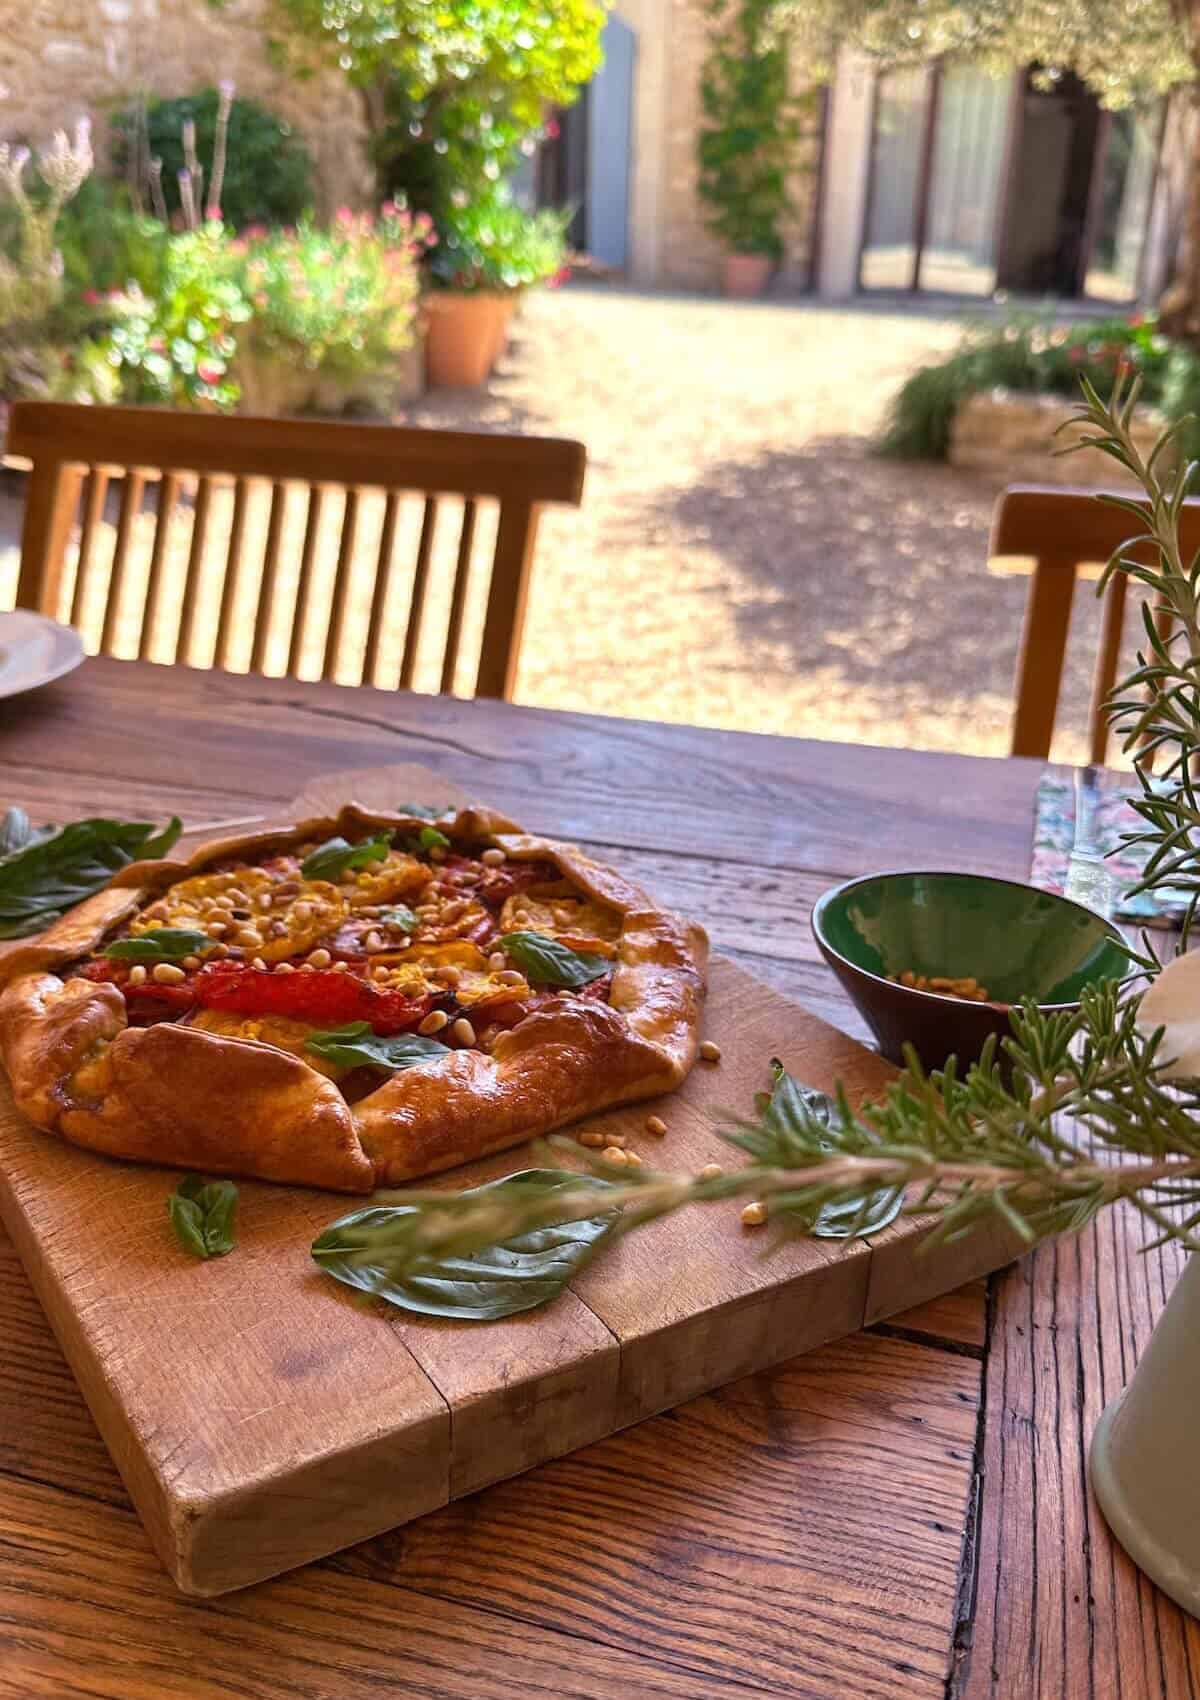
[655,0,820,292]
[951,390,1163,487]
[0,0,371,214]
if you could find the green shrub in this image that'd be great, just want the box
[697,0,808,260]
[54,178,168,303]
[85,226,249,408]
[878,313,1200,464]
[426,189,569,292]
[113,89,314,230]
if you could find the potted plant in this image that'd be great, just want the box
[697,0,805,298]
[226,207,430,414]
[424,188,569,388]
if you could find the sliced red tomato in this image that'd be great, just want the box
[191,961,435,1034]
[78,959,197,1016]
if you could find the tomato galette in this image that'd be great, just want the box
[0,804,708,1191]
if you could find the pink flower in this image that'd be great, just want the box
[381,199,399,218]
[205,202,222,223]
[228,238,247,256]
[197,361,224,384]
[243,223,268,242]
[81,288,100,305]
[148,336,166,353]
[543,117,560,140]
[335,206,355,227]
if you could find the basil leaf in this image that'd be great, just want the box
[403,823,451,855]
[765,1064,903,1240]
[0,815,182,939]
[300,832,392,881]
[168,1175,238,1259]
[311,1169,619,1320]
[396,802,446,820]
[500,930,611,988]
[381,905,419,933]
[105,926,209,961]
[305,1021,451,1071]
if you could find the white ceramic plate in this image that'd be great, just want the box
[0,610,85,701]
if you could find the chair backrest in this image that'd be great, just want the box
[7,401,586,699]
[993,483,1200,763]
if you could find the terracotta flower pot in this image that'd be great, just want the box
[425,292,515,389]
[720,254,773,300]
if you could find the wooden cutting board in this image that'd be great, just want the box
[0,765,1020,1597]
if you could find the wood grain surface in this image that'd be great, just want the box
[0,657,1191,1699]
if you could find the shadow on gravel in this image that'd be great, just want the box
[638,434,1117,740]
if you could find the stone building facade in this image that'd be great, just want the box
[625,0,820,292]
[0,0,821,294]
[0,0,371,213]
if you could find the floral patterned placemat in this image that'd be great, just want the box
[1032,768,1189,926]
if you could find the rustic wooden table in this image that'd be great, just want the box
[1,657,1196,1699]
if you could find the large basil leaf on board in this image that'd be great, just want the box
[765,1064,904,1239]
[311,1169,620,1320]
[0,815,182,938]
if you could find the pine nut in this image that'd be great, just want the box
[498,968,525,985]
[481,847,506,866]
[429,846,447,862]
[211,943,230,958]
[292,901,313,921]
[268,921,288,938]
[256,893,273,912]
[307,948,332,968]
[251,956,267,972]
[225,888,247,906]
[451,1017,476,1046]
[127,964,147,986]
[275,961,296,974]
[699,1040,722,1063]
[488,951,507,971]
[331,961,349,973]
[206,920,228,938]
[434,965,462,985]
[741,1202,768,1227]
[699,1162,723,1180]
[419,1010,449,1035]
[273,881,300,898]
[577,1130,606,1148]
[601,1146,628,1165]
[236,928,263,949]
[645,1115,667,1136]
[365,930,385,952]
[152,962,185,984]
[182,955,201,971]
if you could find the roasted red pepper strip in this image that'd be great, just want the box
[78,959,197,1014]
[191,962,434,1034]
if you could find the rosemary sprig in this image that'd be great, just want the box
[323,375,1200,1287]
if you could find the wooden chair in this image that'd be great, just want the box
[7,401,586,698]
[994,483,1200,763]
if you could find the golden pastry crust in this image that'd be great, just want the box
[0,804,708,1192]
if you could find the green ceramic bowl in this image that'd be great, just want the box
[811,870,1129,1071]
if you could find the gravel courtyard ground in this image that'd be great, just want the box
[1,288,1118,761]
[406,287,1110,761]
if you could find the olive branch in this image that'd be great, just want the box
[315,370,1200,1300]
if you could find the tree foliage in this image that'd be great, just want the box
[260,0,605,216]
[784,0,1196,104]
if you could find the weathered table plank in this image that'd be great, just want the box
[5,656,1194,1700]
